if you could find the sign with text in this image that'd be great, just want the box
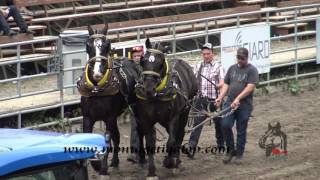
[221,24,271,74]
[317,18,320,64]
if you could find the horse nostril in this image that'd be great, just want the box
[94,74,102,79]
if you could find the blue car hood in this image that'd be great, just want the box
[0,128,107,176]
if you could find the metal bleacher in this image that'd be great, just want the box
[0,0,320,128]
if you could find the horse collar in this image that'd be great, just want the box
[85,56,113,88]
[155,59,169,92]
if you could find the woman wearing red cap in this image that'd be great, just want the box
[130,45,144,64]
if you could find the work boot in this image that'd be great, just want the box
[223,148,236,164]
[5,30,17,36]
[127,153,139,163]
[182,143,196,159]
[233,155,244,165]
[20,29,35,34]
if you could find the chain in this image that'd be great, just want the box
[186,105,238,134]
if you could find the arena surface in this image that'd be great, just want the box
[88,85,320,180]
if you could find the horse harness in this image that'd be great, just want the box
[77,34,128,98]
[135,48,181,101]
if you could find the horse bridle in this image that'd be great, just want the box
[85,34,113,88]
[141,49,166,78]
[141,48,170,92]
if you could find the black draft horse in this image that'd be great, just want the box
[133,38,198,179]
[78,24,139,178]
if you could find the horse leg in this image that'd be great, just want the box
[174,107,190,170]
[106,117,120,168]
[137,121,146,166]
[163,116,179,169]
[82,116,94,133]
[83,116,110,178]
[146,128,158,179]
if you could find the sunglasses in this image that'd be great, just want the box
[237,55,247,61]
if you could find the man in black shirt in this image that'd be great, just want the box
[216,47,259,164]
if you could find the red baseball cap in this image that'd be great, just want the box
[131,46,144,53]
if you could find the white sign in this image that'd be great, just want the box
[317,18,320,64]
[221,24,271,74]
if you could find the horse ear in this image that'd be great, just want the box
[102,23,108,35]
[146,38,152,49]
[268,123,271,129]
[276,122,281,129]
[88,24,94,36]
[163,45,171,54]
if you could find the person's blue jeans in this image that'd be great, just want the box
[221,101,252,156]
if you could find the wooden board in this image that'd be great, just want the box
[88,18,257,42]
[71,5,261,31]
[262,15,293,21]
[0,34,33,45]
[276,23,308,29]
[32,0,176,17]
[11,25,47,31]
[277,0,320,7]
[274,23,308,35]
[238,0,266,5]
[14,0,84,7]
[31,0,233,23]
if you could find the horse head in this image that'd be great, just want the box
[259,122,287,156]
[140,38,170,98]
[85,24,112,86]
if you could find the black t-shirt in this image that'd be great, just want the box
[224,64,259,110]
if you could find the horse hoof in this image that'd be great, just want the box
[99,175,110,180]
[110,165,119,169]
[110,161,119,168]
[139,163,145,168]
[172,168,179,175]
[163,156,174,168]
[146,176,159,180]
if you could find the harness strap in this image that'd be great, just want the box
[147,48,164,55]
[142,71,161,77]
[89,34,106,39]
[88,55,110,63]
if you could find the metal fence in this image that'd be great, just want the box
[0,3,320,129]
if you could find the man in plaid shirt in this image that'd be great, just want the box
[185,43,225,158]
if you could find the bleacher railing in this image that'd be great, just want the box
[0,3,320,129]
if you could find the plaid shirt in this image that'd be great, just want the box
[193,59,225,99]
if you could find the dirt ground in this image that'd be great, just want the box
[87,85,320,180]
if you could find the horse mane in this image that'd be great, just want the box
[169,59,198,99]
